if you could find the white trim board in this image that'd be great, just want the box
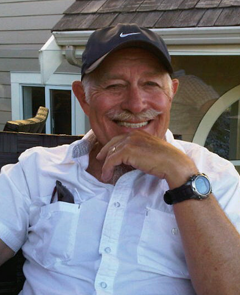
[53,27,240,46]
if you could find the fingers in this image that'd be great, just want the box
[96,134,124,161]
[96,136,131,182]
[96,131,163,182]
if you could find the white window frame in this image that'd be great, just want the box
[10,72,85,135]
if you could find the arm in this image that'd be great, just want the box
[0,162,30,266]
[0,238,15,266]
[174,195,240,295]
[97,130,240,295]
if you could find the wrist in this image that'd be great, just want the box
[166,168,199,190]
[164,173,212,205]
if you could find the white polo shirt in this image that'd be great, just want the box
[0,130,240,295]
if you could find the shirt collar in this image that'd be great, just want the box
[72,130,97,159]
[59,130,96,165]
[165,129,175,143]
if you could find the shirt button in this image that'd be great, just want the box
[114,202,121,207]
[104,247,111,254]
[100,282,107,289]
[171,228,179,235]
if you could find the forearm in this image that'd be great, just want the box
[174,195,240,295]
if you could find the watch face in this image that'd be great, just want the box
[194,175,211,196]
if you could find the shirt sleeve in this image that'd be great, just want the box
[182,140,240,233]
[211,160,240,233]
[0,162,31,252]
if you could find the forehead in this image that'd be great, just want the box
[95,47,167,76]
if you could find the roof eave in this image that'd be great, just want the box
[52,26,240,46]
[40,26,240,83]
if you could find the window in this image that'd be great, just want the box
[49,88,72,134]
[11,73,87,135]
[205,101,240,168]
[22,86,72,134]
[169,55,240,171]
[193,85,240,173]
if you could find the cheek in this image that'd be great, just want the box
[150,96,172,112]
[88,100,114,130]
[90,93,118,110]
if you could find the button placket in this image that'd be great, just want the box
[99,183,130,255]
[96,181,133,294]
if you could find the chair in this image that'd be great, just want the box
[0,131,83,294]
[3,106,49,133]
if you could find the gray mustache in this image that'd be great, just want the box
[107,109,162,121]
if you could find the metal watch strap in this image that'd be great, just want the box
[164,183,196,205]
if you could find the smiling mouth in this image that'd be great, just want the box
[108,109,162,129]
[116,121,149,128]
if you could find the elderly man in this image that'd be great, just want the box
[0,23,240,295]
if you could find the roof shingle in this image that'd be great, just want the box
[52,0,240,31]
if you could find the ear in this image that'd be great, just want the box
[72,81,90,116]
[172,78,179,96]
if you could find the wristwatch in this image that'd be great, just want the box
[164,173,212,205]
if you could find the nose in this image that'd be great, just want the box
[121,85,147,114]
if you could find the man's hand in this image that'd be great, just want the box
[96,130,198,188]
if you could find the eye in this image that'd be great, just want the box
[145,81,160,87]
[106,84,120,89]
[105,83,126,92]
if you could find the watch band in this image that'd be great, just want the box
[164,183,196,205]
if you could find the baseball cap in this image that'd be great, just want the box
[81,23,173,79]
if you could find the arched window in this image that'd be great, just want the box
[193,85,240,173]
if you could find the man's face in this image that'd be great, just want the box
[81,48,178,147]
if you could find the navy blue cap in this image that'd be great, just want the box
[81,23,173,79]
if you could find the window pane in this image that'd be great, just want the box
[50,89,71,135]
[205,101,240,161]
[22,86,45,119]
[204,109,230,159]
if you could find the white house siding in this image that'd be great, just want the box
[0,0,75,130]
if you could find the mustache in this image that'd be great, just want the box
[107,109,162,121]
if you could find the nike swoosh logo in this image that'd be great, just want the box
[120,32,141,38]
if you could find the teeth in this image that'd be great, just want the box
[117,121,148,128]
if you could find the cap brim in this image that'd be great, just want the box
[83,40,173,77]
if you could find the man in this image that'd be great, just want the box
[0,23,240,295]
